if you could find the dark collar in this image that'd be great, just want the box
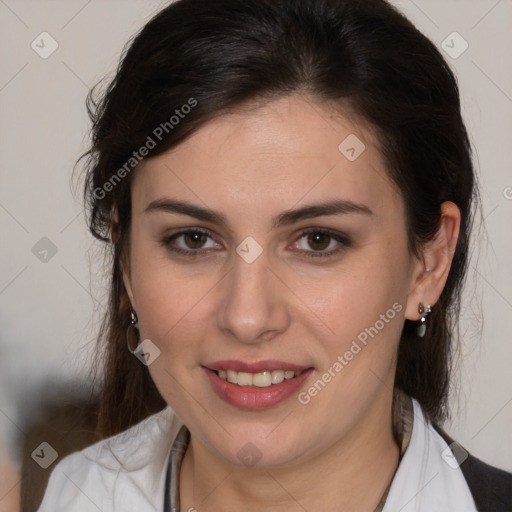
[433,423,512,511]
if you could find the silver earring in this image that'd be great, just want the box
[417,303,431,337]
[126,308,140,353]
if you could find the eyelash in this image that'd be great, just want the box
[161,228,350,259]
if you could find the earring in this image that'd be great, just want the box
[417,302,432,338]
[126,308,140,353]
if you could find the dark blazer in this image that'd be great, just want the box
[434,424,512,512]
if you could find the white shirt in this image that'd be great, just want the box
[37,398,477,511]
[382,399,477,512]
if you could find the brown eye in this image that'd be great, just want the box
[183,231,208,249]
[162,228,221,256]
[293,228,350,258]
[306,232,331,251]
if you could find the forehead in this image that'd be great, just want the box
[132,94,397,216]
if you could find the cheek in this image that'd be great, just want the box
[132,268,213,352]
[305,248,409,391]
[312,252,407,336]
[293,263,407,435]
[128,252,218,408]
[127,239,212,353]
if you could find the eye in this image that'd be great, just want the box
[162,228,221,256]
[292,228,350,258]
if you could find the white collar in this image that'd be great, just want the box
[382,398,477,512]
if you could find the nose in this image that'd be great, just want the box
[217,246,291,345]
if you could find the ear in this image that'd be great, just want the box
[111,206,136,307]
[405,201,461,321]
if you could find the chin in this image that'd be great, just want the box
[206,426,309,469]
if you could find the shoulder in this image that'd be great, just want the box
[36,406,183,512]
[433,423,512,512]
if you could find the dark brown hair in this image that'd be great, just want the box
[80,0,477,437]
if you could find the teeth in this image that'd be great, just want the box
[271,370,284,384]
[237,371,253,386]
[253,371,272,387]
[215,369,303,387]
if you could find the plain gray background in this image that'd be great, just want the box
[1,0,511,485]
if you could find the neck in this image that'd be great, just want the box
[180,395,400,512]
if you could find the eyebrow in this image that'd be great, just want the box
[144,198,373,228]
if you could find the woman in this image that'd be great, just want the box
[37,0,511,510]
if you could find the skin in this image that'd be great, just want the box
[120,93,460,512]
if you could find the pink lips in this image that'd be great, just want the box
[202,360,314,409]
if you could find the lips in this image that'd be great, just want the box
[202,360,314,409]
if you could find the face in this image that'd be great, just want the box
[122,94,422,468]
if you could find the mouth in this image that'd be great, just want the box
[202,360,314,409]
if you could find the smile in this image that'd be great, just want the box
[215,369,304,387]
[203,361,314,409]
